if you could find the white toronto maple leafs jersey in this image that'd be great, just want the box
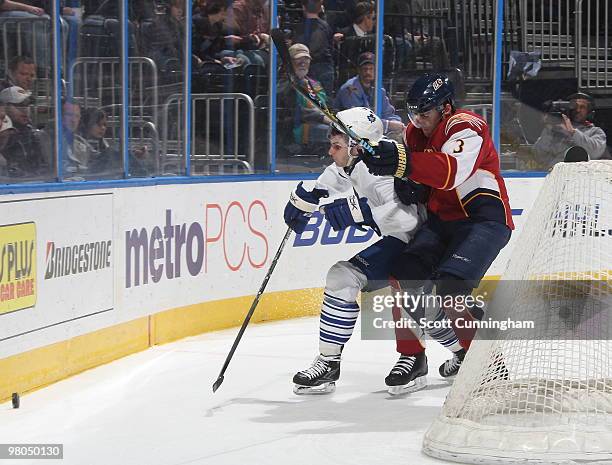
[314,160,423,243]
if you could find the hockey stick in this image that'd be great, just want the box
[270,28,376,159]
[212,225,293,393]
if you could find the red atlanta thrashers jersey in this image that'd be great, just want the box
[404,110,514,228]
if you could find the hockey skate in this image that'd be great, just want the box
[439,348,466,380]
[385,352,428,395]
[293,355,340,395]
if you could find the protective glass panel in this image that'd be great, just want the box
[0,5,56,183]
[189,0,270,175]
[274,0,380,173]
[64,0,126,180]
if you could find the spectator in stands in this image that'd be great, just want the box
[0,56,36,92]
[334,1,374,40]
[291,0,335,94]
[193,0,229,63]
[141,0,186,81]
[277,43,330,151]
[533,92,607,169]
[335,51,405,141]
[60,1,83,68]
[92,0,154,56]
[78,107,152,179]
[0,0,44,16]
[206,0,269,69]
[61,98,90,179]
[323,0,357,31]
[94,0,154,22]
[0,100,14,176]
[229,0,270,57]
[384,0,450,70]
[0,2,49,66]
[0,86,48,178]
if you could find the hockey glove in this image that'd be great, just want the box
[360,139,411,179]
[284,182,329,234]
[394,178,430,206]
[324,194,381,235]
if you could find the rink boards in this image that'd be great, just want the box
[0,175,544,402]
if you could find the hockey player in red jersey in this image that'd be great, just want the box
[360,73,514,379]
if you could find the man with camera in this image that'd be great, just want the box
[533,92,607,169]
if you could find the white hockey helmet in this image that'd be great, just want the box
[333,107,384,146]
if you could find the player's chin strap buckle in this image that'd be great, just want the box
[344,153,360,175]
[344,139,375,175]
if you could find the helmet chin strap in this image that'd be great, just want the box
[343,140,360,174]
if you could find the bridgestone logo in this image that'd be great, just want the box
[44,240,112,279]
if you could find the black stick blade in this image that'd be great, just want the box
[212,375,224,393]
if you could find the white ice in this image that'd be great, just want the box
[0,317,452,465]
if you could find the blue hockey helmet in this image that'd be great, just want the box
[405,73,455,115]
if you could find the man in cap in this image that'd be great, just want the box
[0,85,48,179]
[335,51,405,142]
[277,43,331,154]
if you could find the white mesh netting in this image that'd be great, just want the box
[423,161,612,464]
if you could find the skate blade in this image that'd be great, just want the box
[293,382,336,395]
[387,376,427,396]
[441,374,457,383]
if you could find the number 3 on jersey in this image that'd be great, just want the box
[453,139,464,153]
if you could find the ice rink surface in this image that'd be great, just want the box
[0,317,452,465]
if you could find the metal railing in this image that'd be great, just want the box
[421,0,451,15]
[0,16,52,75]
[69,57,159,124]
[464,103,493,121]
[520,0,574,64]
[576,0,612,93]
[162,93,255,175]
[383,13,449,72]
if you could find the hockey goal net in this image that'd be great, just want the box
[423,160,612,464]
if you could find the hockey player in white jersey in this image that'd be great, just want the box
[285,107,431,395]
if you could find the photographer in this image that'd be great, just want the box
[533,93,607,169]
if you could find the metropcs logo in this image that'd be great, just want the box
[125,203,269,288]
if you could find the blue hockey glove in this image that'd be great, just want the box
[323,194,381,235]
[360,139,411,179]
[284,182,329,234]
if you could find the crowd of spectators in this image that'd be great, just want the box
[0,0,438,180]
[1,0,608,182]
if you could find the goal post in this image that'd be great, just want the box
[423,161,612,464]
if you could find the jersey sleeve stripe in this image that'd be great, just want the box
[455,189,469,217]
[441,153,453,190]
[461,192,503,208]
